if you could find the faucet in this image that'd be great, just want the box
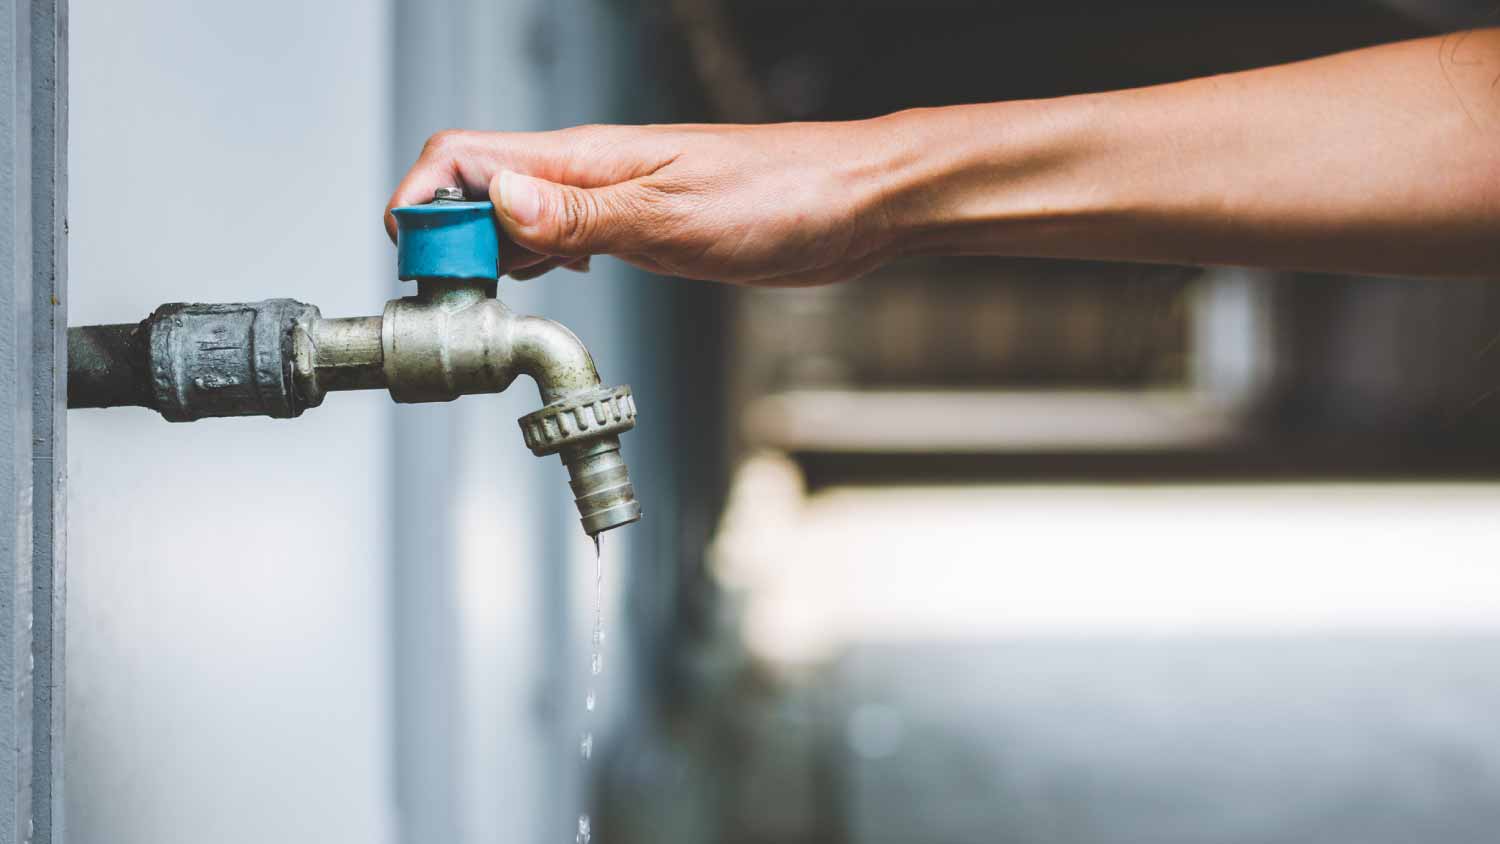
[65,188,642,537]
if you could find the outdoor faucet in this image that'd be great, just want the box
[66,188,642,537]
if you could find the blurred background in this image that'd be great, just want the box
[64,0,1500,842]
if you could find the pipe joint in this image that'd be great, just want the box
[376,284,640,535]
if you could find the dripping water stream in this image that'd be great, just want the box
[577,535,604,844]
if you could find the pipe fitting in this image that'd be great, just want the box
[69,298,320,421]
[519,385,637,456]
[381,283,514,404]
[376,280,641,536]
[520,385,641,536]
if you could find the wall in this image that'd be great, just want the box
[66,2,395,841]
[385,3,658,842]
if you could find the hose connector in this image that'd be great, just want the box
[519,385,642,536]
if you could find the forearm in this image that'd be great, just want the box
[876,30,1500,279]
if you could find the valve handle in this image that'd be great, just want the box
[390,188,500,282]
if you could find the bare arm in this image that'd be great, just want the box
[389,30,1500,284]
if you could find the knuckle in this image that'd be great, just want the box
[557,188,599,250]
[422,128,467,156]
[561,124,615,157]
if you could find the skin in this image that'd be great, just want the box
[387,29,1500,285]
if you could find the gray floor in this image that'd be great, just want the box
[835,636,1500,844]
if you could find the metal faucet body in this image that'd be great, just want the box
[300,278,641,536]
[65,191,641,537]
[309,279,603,406]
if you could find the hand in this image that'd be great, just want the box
[385,121,901,286]
[394,31,1500,284]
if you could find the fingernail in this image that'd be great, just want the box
[497,170,541,227]
[565,257,592,274]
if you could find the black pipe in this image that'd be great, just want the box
[67,322,152,409]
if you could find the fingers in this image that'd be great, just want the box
[508,256,591,282]
[385,126,675,243]
[499,243,552,275]
[490,170,652,258]
[384,131,470,242]
[383,134,606,278]
[385,167,476,243]
[508,259,561,282]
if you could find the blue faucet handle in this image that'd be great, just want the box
[391,189,500,282]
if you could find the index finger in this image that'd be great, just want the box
[384,155,470,242]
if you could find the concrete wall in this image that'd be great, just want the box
[66,2,395,841]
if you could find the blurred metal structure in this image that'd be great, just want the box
[0,2,67,843]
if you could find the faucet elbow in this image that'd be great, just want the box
[508,315,641,537]
[509,315,602,404]
[378,291,605,407]
[321,292,643,537]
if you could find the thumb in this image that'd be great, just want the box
[491,170,643,257]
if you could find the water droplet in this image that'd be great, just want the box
[579,537,605,843]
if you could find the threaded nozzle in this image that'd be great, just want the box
[561,436,641,537]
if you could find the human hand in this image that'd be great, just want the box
[394,31,1500,285]
[385,120,902,286]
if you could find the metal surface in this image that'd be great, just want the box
[559,437,641,536]
[0,2,67,842]
[380,278,643,536]
[66,323,148,409]
[146,300,319,422]
[68,300,319,421]
[295,315,385,398]
[381,284,606,403]
[519,384,637,455]
[67,281,641,536]
[384,279,642,536]
[380,281,511,403]
[521,387,641,535]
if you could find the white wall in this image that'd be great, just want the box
[66,2,395,841]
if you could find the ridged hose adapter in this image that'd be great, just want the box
[519,384,641,536]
